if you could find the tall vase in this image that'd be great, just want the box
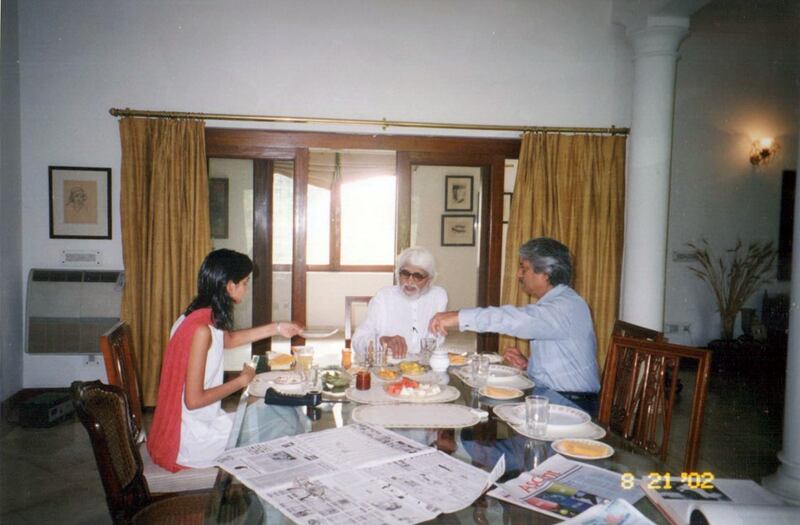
[721,311,736,340]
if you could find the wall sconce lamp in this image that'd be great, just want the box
[749,138,779,166]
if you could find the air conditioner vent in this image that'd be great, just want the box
[26,269,124,355]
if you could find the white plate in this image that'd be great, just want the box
[552,439,614,460]
[248,371,304,397]
[300,327,339,339]
[485,353,504,364]
[352,404,482,429]
[493,403,605,441]
[547,404,591,428]
[487,364,521,383]
[479,386,524,400]
[345,384,460,405]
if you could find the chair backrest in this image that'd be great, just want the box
[612,320,665,342]
[597,335,711,472]
[72,380,151,524]
[344,296,372,349]
[100,321,145,440]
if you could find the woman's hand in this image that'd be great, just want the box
[239,362,256,387]
[380,335,408,359]
[503,347,528,370]
[275,321,303,338]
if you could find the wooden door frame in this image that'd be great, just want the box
[206,128,519,352]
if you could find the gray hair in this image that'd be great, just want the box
[519,238,572,286]
[395,246,437,281]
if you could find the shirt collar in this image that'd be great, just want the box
[537,284,567,304]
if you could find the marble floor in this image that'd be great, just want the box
[0,363,785,524]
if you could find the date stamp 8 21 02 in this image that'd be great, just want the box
[620,472,716,491]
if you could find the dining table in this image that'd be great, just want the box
[205,355,673,524]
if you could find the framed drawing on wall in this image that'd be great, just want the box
[445,175,473,212]
[48,166,111,239]
[209,178,229,239]
[441,214,476,246]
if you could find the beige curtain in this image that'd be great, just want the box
[119,117,212,406]
[500,132,626,371]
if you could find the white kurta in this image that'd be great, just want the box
[172,316,234,468]
[352,285,448,356]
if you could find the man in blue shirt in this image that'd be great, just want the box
[429,237,600,415]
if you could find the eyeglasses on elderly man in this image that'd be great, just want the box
[398,269,429,282]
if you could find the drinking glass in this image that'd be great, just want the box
[306,364,320,392]
[474,355,490,388]
[420,337,437,365]
[374,341,387,367]
[525,395,549,438]
[296,346,314,372]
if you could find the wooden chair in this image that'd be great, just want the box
[344,296,372,349]
[598,335,712,472]
[612,319,665,342]
[99,321,219,493]
[71,381,222,524]
[100,322,145,441]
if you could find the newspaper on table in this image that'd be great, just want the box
[215,423,505,524]
[487,454,644,520]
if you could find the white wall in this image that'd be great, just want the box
[1,0,24,400]
[664,3,799,345]
[411,165,481,310]
[16,0,635,387]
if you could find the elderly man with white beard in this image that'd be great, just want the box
[352,246,448,360]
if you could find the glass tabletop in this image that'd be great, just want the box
[213,362,671,524]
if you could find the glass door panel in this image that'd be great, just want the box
[209,158,255,368]
[271,160,294,354]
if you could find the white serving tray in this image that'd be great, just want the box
[345,384,460,405]
[352,403,484,429]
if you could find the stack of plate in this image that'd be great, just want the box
[493,402,606,441]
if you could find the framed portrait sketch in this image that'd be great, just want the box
[48,166,111,239]
[441,214,476,246]
[445,175,473,212]
[209,178,229,239]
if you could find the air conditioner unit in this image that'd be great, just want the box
[26,269,123,355]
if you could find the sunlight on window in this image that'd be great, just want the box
[307,185,330,265]
[341,176,396,265]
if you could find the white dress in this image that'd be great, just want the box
[171,315,235,468]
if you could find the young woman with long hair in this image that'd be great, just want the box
[148,249,302,471]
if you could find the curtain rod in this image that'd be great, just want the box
[109,108,629,136]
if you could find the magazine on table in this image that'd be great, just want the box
[215,423,505,525]
[487,454,644,520]
[640,475,796,525]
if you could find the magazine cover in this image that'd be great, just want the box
[488,454,644,520]
[640,476,793,525]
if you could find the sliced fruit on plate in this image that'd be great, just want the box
[376,367,400,380]
[385,377,420,396]
[481,386,522,399]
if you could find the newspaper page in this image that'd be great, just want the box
[488,454,643,520]
[215,423,505,524]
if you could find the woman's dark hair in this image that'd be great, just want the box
[185,249,253,330]
[519,237,573,286]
